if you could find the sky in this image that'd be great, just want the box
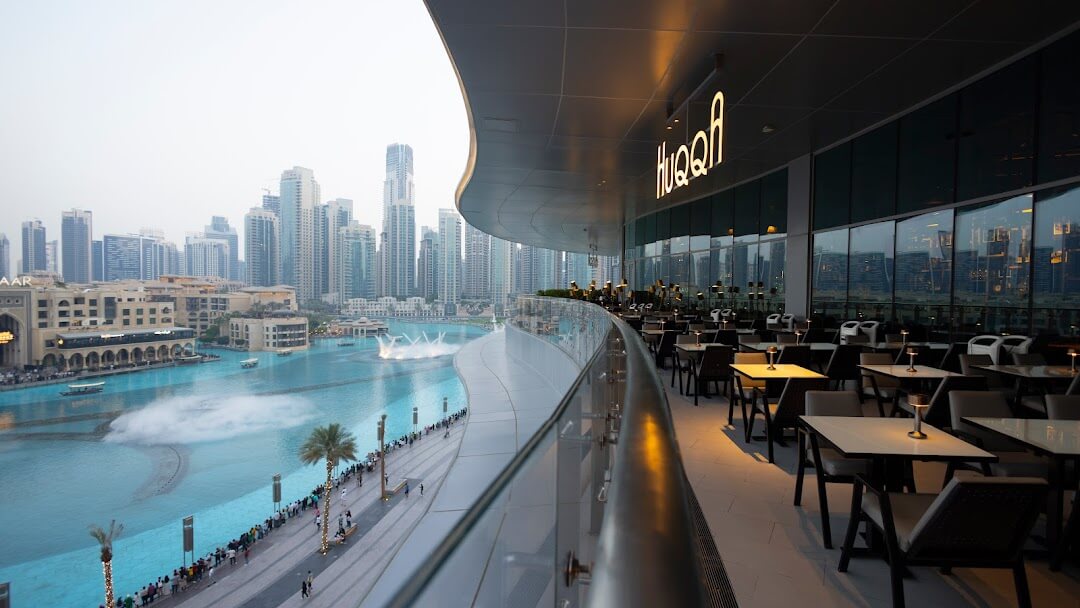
[0,0,470,268]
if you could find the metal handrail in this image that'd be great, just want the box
[588,314,704,607]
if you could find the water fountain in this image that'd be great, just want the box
[376,331,460,360]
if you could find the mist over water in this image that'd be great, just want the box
[376,331,461,360]
[105,394,316,445]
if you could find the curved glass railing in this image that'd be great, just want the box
[383,296,708,608]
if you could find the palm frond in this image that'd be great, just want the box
[299,423,358,467]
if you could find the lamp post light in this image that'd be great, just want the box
[767,345,778,371]
[906,347,918,373]
[908,393,930,439]
[378,414,387,501]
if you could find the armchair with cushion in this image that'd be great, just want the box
[948,391,1049,480]
[747,377,830,463]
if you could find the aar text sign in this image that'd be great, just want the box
[656,91,724,199]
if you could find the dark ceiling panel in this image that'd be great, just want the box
[563,28,685,99]
[468,92,560,135]
[554,97,651,138]
[439,24,564,95]
[722,105,816,152]
[567,0,694,31]
[693,0,836,34]
[429,1,564,27]
[739,36,918,108]
[813,0,970,38]
[932,0,1080,43]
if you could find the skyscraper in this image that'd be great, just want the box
[463,222,490,301]
[61,209,93,284]
[317,198,352,300]
[45,240,58,274]
[417,226,438,299]
[565,252,592,287]
[339,223,377,300]
[102,234,145,281]
[490,237,512,314]
[262,193,281,216]
[0,234,9,279]
[438,208,461,313]
[279,167,320,301]
[21,220,46,274]
[380,144,416,298]
[245,207,281,287]
[204,216,240,281]
[91,240,103,281]
[184,236,229,279]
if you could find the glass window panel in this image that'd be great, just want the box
[644,214,657,256]
[710,248,731,294]
[851,123,898,223]
[732,241,757,295]
[670,253,689,293]
[894,210,953,324]
[957,57,1036,201]
[659,255,671,285]
[733,180,760,236]
[690,197,711,250]
[953,194,1033,333]
[848,222,895,320]
[898,94,957,213]
[760,169,788,235]
[813,142,852,230]
[1033,185,1080,334]
[635,218,646,258]
[758,236,786,301]
[657,209,671,255]
[812,229,849,313]
[1038,30,1080,184]
[670,204,690,253]
[710,190,734,248]
[690,250,711,300]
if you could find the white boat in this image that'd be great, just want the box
[60,381,105,396]
[240,358,259,369]
[337,340,355,347]
[176,355,202,365]
[277,350,293,357]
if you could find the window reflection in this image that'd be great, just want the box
[690,250,710,300]
[848,222,894,319]
[1033,185,1080,334]
[758,235,786,301]
[895,210,953,325]
[812,229,848,319]
[953,194,1033,333]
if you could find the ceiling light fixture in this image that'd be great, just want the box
[761,124,776,134]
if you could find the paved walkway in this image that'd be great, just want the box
[152,422,466,608]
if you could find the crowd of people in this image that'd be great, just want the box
[101,406,469,607]
[0,367,77,386]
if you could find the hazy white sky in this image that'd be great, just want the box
[0,0,469,263]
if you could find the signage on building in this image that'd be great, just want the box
[0,331,13,345]
[656,91,725,199]
[0,276,31,287]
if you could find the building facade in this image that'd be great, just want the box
[0,234,9,280]
[380,144,416,298]
[61,209,93,284]
[203,216,240,282]
[338,223,376,301]
[21,220,47,274]
[244,207,281,287]
[229,315,308,352]
[184,237,229,280]
[279,167,320,302]
[438,208,461,312]
[463,222,490,301]
[417,226,438,300]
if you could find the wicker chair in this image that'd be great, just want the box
[838,474,1047,608]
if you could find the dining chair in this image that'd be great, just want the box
[1046,394,1080,570]
[897,375,987,427]
[777,344,811,368]
[693,345,733,406]
[794,390,869,549]
[1011,352,1047,366]
[715,329,739,347]
[948,391,1048,480]
[671,334,697,393]
[1046,394,1080,420]
[654,331,677,369]
[838,474,1047,608]
[730,352,766,428]
[747,377,830,463]
[1019,372,1080,415]
[937,342,966,373]
[824,344,864,391]
[860,352,900,416]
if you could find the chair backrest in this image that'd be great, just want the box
[905,476,1047,561]
[924,375,988,427]
[772,378,831,426]
[675,333,697,344]
[780,314,795,331]
[776,333,798,344]
[839,321,861,337]
[738,334,761,345]
[689,323,706,332]
[958,353,1002,389]
[843,334,870,345]
[751,319,766,330]
[1046,395,1080,420]
[885,333,903,343]
[656,331,677,356]
[1011,352,1046,366]
[766,313,781,327]
[716,329,739,346]
[805,390,863,417]
[734,352,767,388]
[643,322,661,330]
[777,345,811,367]
[710,309,721,322]
[937,342,966,373]
[859,321,881,343]
[860,353,899,388]
[1069,373,1080,396]
[948,390,1019,451]
[802,328,830,344]
[825,344,864,382]
[697,345,733,380]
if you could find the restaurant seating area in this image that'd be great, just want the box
[626,308,1080,607]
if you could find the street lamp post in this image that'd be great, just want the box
[443,396,448,417]
[378,414,387,501]
[412,406,418,435]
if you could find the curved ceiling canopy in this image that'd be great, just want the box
[425,0,1080,255]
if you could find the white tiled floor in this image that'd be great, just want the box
[666,377,1080,608]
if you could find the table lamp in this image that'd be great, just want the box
[908,393,929,439]
[767,345,778,370]
[694,330,702,345]
[900,329,909,345]
[794,329,803,344]
[906,347,918,373]
[1070,348,1077,373]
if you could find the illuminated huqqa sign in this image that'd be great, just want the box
[656,91,725,199]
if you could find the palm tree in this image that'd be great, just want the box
[299,423,358,553]
[89,520,123,608]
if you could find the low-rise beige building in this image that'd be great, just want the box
[229,314,309,352]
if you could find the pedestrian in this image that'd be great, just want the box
[341,487,347,501]
[244,546,250,565]
[404,481,409,498]
[306,571,314,593]
[301,579,308,598]
[420,483,424,497]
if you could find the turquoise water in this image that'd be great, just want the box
[0,321,486,607]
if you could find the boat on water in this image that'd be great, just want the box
[277,350,293,357]
[337,340,355,347]
[175,355,202,365]
[60,381,105,396]
[240,358,259,369]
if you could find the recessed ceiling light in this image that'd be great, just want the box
[761,124,776,134]
[666,125,673,130]
[673,118,680,124]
